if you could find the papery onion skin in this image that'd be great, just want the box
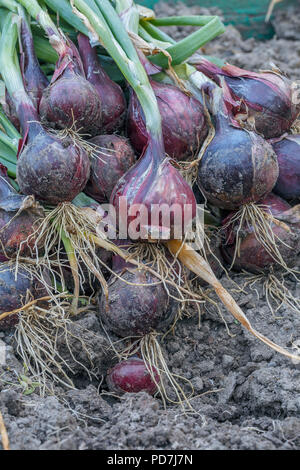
[0,263,48,331]
[272,135,300,200]
[221,193,300,273]
[196,59,300,139]
[78,34,126,134]
[85,135,136,204]
[127,80,208,161]
[107,357,160,395]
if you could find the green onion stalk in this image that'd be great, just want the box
[116,0,225,97]
[15,0,68,55]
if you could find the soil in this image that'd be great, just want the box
[1,2,300,451]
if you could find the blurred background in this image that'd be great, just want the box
[138,0,298,39]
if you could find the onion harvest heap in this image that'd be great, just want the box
[0,0,299,404]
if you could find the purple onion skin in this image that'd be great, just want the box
[0,165,44,257]
[20,15,49,111]
[107,358,160,395]
[127,80,208,161]
[39,43,102,136]
[196,60,299,139]
[0,208,43,258]
[99,256,174,337]
[272,135,300,200]
[17,124,90,205]
[77,34,126,134]
[222,193,300,273]
[111,137,197,240]
[197,88,279,210]
[0,263,48,331]
[16,104,90,205]
[85,135,136,203]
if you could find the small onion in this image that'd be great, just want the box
[107,357,160,395]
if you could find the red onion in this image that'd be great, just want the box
[16,104,90,204]
[272,135,300,200]
[196,59,300,139]
[85,135,136,204]
[39,40,102,136]
[127,79,208,161]
[0,263,48,331]
[0,164,44,257]
[197,84,279,210]
[77,34,126,134]
[98,252,175,338]
[107,357,159,395]
[111,136,197,240]
[222,193,300,273]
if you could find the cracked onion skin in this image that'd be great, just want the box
[85,135,136,203]
[127,80,208,161]
[196,59,300,139]
[272,135,300,200]
[197,86,279,210]
[0,263,48,331]
[107,357,160,395]
[222,193,300,273]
